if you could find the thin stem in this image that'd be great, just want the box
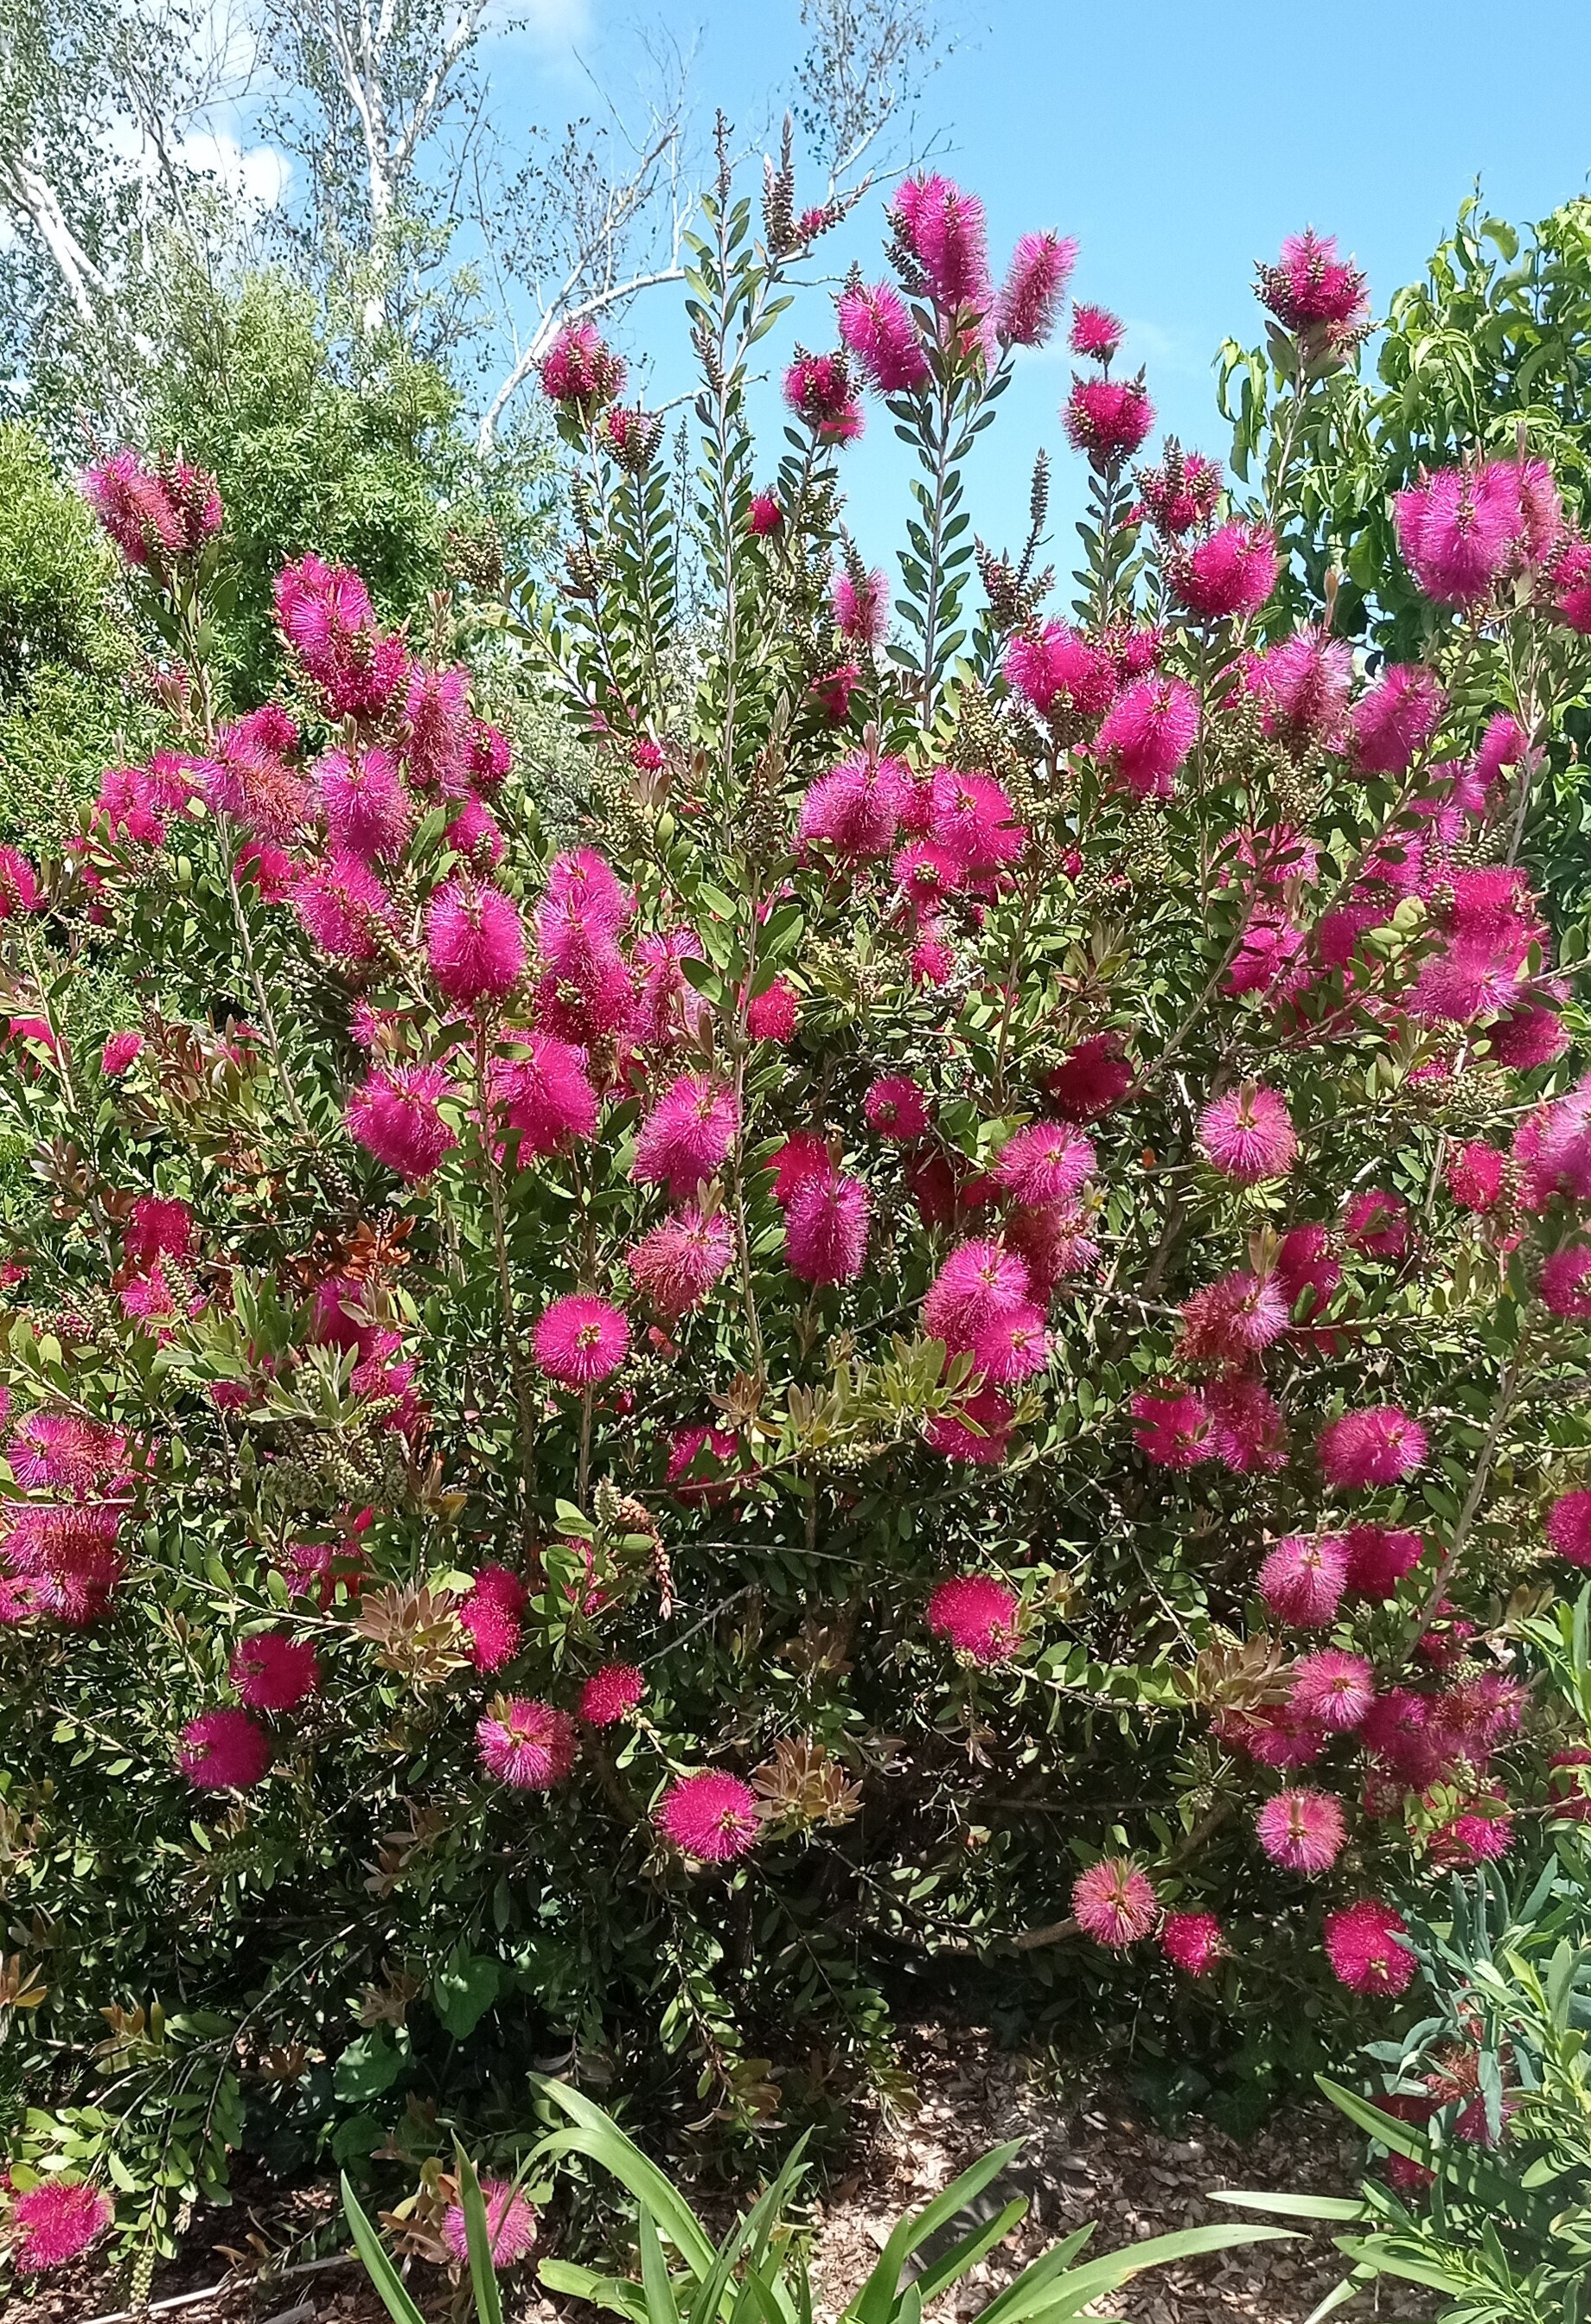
[1405,1333,1532,1651]
[578,1384,594,1510]
[217,816,310,1138]
[474,1016,538,1552]
[918,374,956,731]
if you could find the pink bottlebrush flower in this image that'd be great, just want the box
[744,977,799,1043]
[837,281,930,392]
[1046,1035,1132,1121]
[783,350,864,444]
[1324,1899,1415,1995]
[811,661,861,720]
[892,838,964,915]
[469,720,512,790]
[540,320,625,405]
[927,1573,1019,1661]
[235,840,294,902]
[832,566,890,645]
[1068,302,1121,361]
[208,718,308,845]
[425,873,527,1006]
[1071,1857,1159,1948]
[1290,1650,1376,1731]
[119,1259,199,1338]
[1160,1909,1224,1977]
[274,556,406,721]
[1198,1083,1297,1182]
[1206,1376,1289,1473]
[1227,910,1307,999]
[1361,1688,1444,1786]
[476,1697,578,1788]
[1527,1076,1591,1204]
[1344,1523,1426,1598]
[459,1565,527,1671]
[1490,1002,1568,1069]
[315,746,412,862]
[1133,447,1223,537]
[1541,1243,1591,1319]
[891,175,993,314]
[94,753,200,846]
[1220,1703,1330,1770]
[1259,1533,1349,1628]
[627,1205,733,1320]
[229,1631,319,1711]
[7,1412,125,1496]
[1396,463,1524,605]
[656,1770,760,1861]
[1429,1798,1514,1868]
[1256,231,1369,335]
[179,1707,271,1791]
[667,1424,744,1506]
[1319,1405,1428,1490]
[99,1031,144,1076]
[1549,1746,1591,1822]
[1552,533,1591,630]
[1447,1141,1505,1211]
[923,767,1027,877]
[925,1382,1016,1465]
[402,662,472,795]
[768,1130,833,1208]
[924,1237,1030,1350]
[633,1074,738,1197]
[1243,630,1355,751]
[1547,1488,1591,1566]
[997,232,1078,347]
[291,850,397,963]
[543,846,632,931]
[911,922,956,987]
[492,1030,597,1159]
[1255,1785,1345,1874]
[1094,675,1199,799]
[969,1299,1048,1384]
[447,791,505,868]
[1131,1387,1213,1469]
[346,1063,457,1180]
[1344,1188,1410,1259]
[864,1074,931,1141]
[1274,1226,1342,1322]
[0,846,42,917]
[532,1294,629,1388]
[1065,374,1154,465]
[786,1168,870,1285]
[1351,663,1447,778]
[10,2179,115,2272]
[125,1195,193,1268]
[1177,1270,1290,1370]
[441,2180,537,2269]
[1171,522,1279,621]
[632,927,708,1050]
[749,493,783,536]
[992,1122,1095,1206]
[798,752,912,859]
[83,450,220,568]
[578,1664,645,1726]
[1005,622,1119,718]
[1,1502,125,1625]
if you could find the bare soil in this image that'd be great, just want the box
[8,2027,1429,2324]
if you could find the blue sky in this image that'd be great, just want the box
[474,0,1591,571]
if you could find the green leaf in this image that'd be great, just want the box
[540,2262,649,2323]
[528,2079,715,2277]
[431,1952,502,2040]
[454,2143,505,2324]
[853,2142,1024,2324]
[1207,2191,1368,2222]
[333,2030,403,2104]
[341,2174,426,2324]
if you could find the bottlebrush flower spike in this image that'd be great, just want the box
[798,753,912,859]
[459,1566,526,1671]
[491,1031,597,1159]
[578,1664,645,1725]
[1170,521,1279,621]
[837,280,930,392]
[179,1707,271,1790]
[891,175,993,315]
[346,1063,458,1181]
[1395,461,1524,605]
[786,1169,871,1284]
[532,1294,629,1388]
[1351,664,1447,776]
[1344,1523,1425,1597]
[1289,1649,1375,1730]
[1046,1035,1132,1121]
[1540,1243,1591,1318]
[1255,1785,1345,1874]
[1256,231,1369,341]
[230,1630,320,1710]
[1094,675,1198,798]
[10,2180,114,2272]
[783,350,863,444]
[996,232,1077,347]
[1259,1533,1348,1627]
[315,747,413,862]
[292,851,397,963]
[927,1574,1019,1661]
[539,320,625,405]
[1160,1910,1225,1976]
[1072,1857,1159,1947]
[1324,1899,1415,1995]
[926,1383,1016,1465]
[863,1074,930,1140]
[924,1237,1030,1350]
[1343,1188,1410,1259]
[476,1697,578,1787]
[442,2180,537,2268]
[83,450,221,569]
[0,848,42,918]
[633,1074,738,1197]
[403,663,473,795]
[1243,629,1354,750]
[1131,1388,1213,1469]
[1068,303,1121,361]
[1198,1083,1297,1182]
[656,1770,760,1861]
[832,566,890,644]
[425,873,527,1005]
[1065,374,1154,464]
[992,1122,1096,1206]
[1005,622,1118,718]
[274,555,406,719]
[1318,1405,1428,1489]
[1547,1489,1591,1566]
[627,1206,733,1319]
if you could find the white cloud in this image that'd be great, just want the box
[520,0,593,45]
[180,130,293,211]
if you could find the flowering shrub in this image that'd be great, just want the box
[5,141,1591,2274]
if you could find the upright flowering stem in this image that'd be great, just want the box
[217,813,310,1139]
[578,1385,595,1511]
[474,1016,539,1548]
[917,373,958,731]
[1406,1333,1532,1652]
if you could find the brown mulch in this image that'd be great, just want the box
[7,2028,1431,2324]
